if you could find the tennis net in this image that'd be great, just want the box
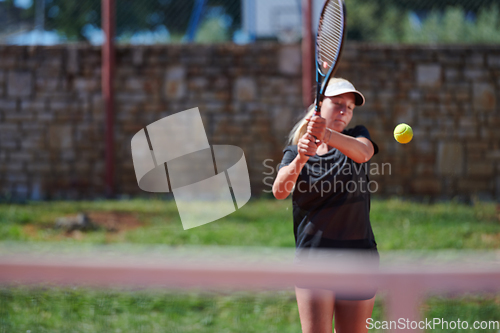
[1,242,500,333]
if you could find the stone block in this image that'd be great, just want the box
[457,179,492,192]
[36,78,59,91]
[203,101,224,113]
[0,123,19,135]
[417,64,441,87]
[164,66,187,100]
[411,178,442,194]
[487,55,500,68]
[464,68,487,81]
[430,127,453,140]
[132,48,144,66]
[92,94,103,111]
[457,124,476,139]
[115,92,148,103]
[454,86,471,101]
[61,150,76,161]
[74,78,99,92]
[7,172,28,182]
[54,164,70,173]
[21,138,43,150]
[486,150,500,160]
[22,100,45,112]
[279,45,301,75]
[234,77,257,102]
[466,53,484,67]
[458,116,477,128]
[415,140,433,154]
[466,162,494,177]
[408,90,421,101]
[481,127,500,140]
[75,163,91,173]
[473,82,496,111]
[37,111,55,121]
[4,109,34,121]
[125,78,145,91]
[13,183,30,198]
[0,55,17,69]
[415,163,435,176]
[486,115,500,126]
[418,118,434,127]
[9,152,32,161]
[189,77,212,90]
[271,106,293,134]
[51,100,80,115]
[437,142,464,176]
[466,142,488,151]
[48,125,73,149]
[437,52,463,66]
[6,162,24,171]
[444,68,460,81]
[8,71,32,97]
[0,99,18,111]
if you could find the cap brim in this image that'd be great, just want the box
[324,87,365,106]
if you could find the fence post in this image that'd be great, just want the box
[302,0,313,108]
[102,0,115,198]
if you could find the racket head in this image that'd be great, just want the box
[315,0,347,114]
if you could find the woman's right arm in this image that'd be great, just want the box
[272,133,317,200]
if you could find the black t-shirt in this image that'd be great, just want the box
[278,125,379,252]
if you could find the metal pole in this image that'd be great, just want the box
[35,0,45,31]
[185,0,207,42]
[102,0,115,198]
[302,0,314,108]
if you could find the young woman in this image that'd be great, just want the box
[272,78,379,333]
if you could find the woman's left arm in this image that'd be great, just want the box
[307,116,375,163]
[326,130,374,163]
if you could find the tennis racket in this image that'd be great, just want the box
[314,0,347,116]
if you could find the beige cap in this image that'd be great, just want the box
[324,78,365,106]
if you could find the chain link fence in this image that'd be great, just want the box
[347,0,500,43]
[0,0,241,45]
[0,0,499,45]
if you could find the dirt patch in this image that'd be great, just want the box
[23,224,39,238]
[85,211,144,233]
[22,211,145,241]
[480,233,500,246]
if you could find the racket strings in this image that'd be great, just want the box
[319,17,343,59]
[317,1,344,74]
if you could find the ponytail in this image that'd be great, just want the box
[287,104,315,145]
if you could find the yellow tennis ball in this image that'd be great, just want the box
[394,123,413,144]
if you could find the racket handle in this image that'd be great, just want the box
[314,103,321,117]
[308,104,322,143]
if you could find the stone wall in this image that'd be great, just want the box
[341,45,500,200]
[0,44,499,201]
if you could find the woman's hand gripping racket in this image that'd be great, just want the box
[307,0,347,146]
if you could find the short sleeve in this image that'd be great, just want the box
[345,125,379,155]
[278,145,298,171]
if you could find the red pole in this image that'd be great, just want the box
[102,0,115,197]
[302,0,314,108]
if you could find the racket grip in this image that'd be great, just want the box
[314,104,321,117]
[308,104,321,143]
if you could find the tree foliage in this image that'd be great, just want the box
[1,0,240,42]
[346,0,500,44]
[1,0,499,44]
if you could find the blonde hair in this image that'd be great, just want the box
[288,103,315,145]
